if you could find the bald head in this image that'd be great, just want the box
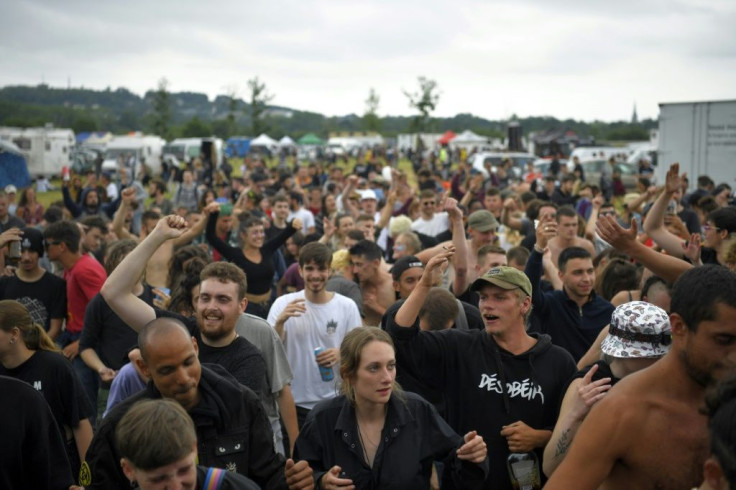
[138,317,191,362]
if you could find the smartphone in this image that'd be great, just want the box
[666,200,677,216]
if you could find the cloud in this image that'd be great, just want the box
[0,0,734,122]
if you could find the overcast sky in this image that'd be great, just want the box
[1,0,734,122]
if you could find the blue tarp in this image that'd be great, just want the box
[225,137,251,158]
[0,142,31,189]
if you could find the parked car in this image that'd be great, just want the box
[470,152,537,179]
[576,159,639,191]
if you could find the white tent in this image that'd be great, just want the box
[250,133,278,147]
[452,130,488,144]
[278,136,296,147]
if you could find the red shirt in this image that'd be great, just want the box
[64,254,106,334]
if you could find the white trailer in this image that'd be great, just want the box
[657,100,736,187]
[102,135,165,175]
[0,126,75,178]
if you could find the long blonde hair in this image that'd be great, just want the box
[0,300,59,352]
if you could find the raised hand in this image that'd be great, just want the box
[570,364,611,421]
[682,232,702,265]
[596,215,638,251]
[664,163,686,195]
[535,215,557,250]
[420,247,455,287]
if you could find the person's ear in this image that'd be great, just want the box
[120,458,136,484]
[191,337,199,355]
[669,313,689,339]
[135,357,150,379]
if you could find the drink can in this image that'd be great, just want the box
[314,347,334,382]
[62,166,70,182]
[8,241,21,260]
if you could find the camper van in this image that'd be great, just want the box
[0,126,75,178]
[164,137,223,167]
[102,135,166,175]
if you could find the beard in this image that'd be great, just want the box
[679,349,713,387]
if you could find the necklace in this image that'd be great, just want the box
[356,420,382,468]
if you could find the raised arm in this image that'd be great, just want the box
[584,195,603,240]
[597,216,692,284]
[171,202,213,247]
[111,187,137,240]
[395,249,455,328]
[543,365,612,477]
[61,183,82,218]
[642,163,686,256]
[525,215,557,313]
[101,215,188,331]
[502,197,525,231]
[443,199,470,296]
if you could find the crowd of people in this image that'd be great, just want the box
[0,148,735,490]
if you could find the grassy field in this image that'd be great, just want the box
[34,157,419,211]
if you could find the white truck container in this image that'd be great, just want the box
[0,126,75,177]
[657,100,736,187]
[102,135,165,175]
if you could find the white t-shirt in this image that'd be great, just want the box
[288,207,315,234]
[411,212,450,237]
[267,291,361,410]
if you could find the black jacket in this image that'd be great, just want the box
[525,248,615,361]
[83,364,287,490]
[293,392,488,489]
[387,318,576,490]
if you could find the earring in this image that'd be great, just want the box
[9,338,15,344]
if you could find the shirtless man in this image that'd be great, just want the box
[112,188,207,288]
[349,239,396,326]
[547,205,595,267]
[546,265,736,490]
[417,208,499,294]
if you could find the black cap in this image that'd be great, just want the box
[390,255,424,281]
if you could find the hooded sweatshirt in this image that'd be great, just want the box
[387,316,576,490]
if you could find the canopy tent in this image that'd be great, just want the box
[278,136,296,147]
[249,133,278,147]
[438,130,456,145]
[452,130,488,144]
[0,140,31,189]
[298,133,324,145]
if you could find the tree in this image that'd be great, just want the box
[149,78,171,139]
[223,84,240,137]
[247,77,274,136]
[181,116,212,138]
[363,88,381,132]
[403,76,440,132]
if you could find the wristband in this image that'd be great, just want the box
[534,244,545,254]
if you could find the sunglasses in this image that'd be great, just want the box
[44,240,62,247]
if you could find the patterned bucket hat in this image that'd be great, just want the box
[601,301,671,358]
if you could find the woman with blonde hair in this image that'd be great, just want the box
[294,327,488,489]
[0,299,94,479]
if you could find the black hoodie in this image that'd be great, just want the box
[387,316,576,490]
[82,364,287,490]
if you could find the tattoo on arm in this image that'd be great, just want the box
[554,429,573,459]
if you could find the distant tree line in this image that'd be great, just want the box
[0,82,655,142]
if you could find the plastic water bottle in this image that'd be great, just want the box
[314,347,334,382]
